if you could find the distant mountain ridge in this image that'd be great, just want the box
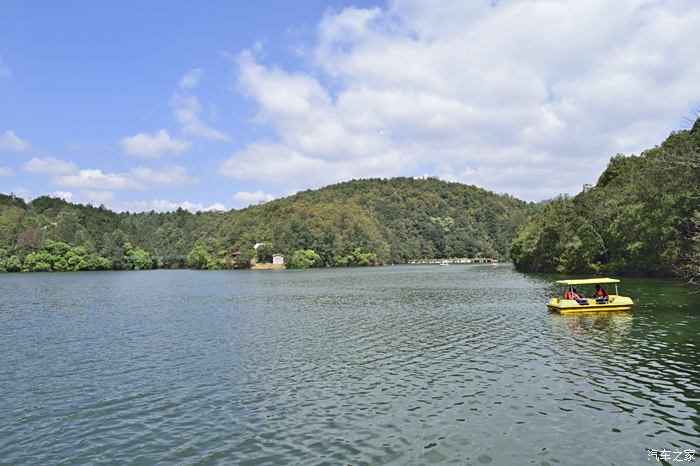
[0,177,536,271]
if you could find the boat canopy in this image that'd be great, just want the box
[556,278,620,285]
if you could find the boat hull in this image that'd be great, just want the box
[547,296,634,314]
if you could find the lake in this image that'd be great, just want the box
[0,265,698,465]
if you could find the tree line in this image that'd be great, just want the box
[3,116,697,284]
[510,118,700,286]
[0,177,534,272]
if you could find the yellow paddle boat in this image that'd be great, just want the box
[547,278,634,313]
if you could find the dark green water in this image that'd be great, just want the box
[0,265,698,465]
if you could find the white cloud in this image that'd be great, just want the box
[222,143,327,180]
[52,191,74,202]
[79,190,114,203]
[120,129,191,158]
[50,190,113,205]
[184,201,226,212]
[221,141,407,190]
[128,166,197,187]
[0,166,13,177]
[171,69,230,141]
[179,68,203,89]
[222,0,700,199]
[233,189,275,206]
[0,57,10,78]
[0,130,30,152]
[171,93,230,140]
[53,165,196,191]
[3,186,29,199]
[54,168,141,190]
[112,199,226,213]
[23,156,77,174]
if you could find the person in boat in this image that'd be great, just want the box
[595,284,608,298]
[594,284,609,303]
[571,287,588,305]
[564,287,583,300]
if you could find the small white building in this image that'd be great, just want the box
[272,253,284,265]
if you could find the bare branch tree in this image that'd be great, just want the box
[661,147,700,170]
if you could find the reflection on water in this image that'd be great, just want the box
[550,312,634,345]
[0,265,697,465]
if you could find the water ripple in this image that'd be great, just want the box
[0,267,698,465]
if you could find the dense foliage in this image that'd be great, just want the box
[0,177,534,272]
[3,239,111,272]
[287,249,323,269]
[511,119,700,283]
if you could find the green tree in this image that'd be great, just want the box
[331,248,379,267]
[255,243,274,263]
[187,244,215,269]
[16,227,43,257]
[1,170,539,273]
[332,254,352,266]
[5,255,22,272]
[681,211,700,286]
[101,230,128,269]
[233,248,254,269]
[86,255,111,271]
[124,243,153,270]
[354,248,379,266]
[288,249,323,269]
[23,250,54,272]
[511,118,700,284]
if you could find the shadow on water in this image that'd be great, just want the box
[549,311,634,345]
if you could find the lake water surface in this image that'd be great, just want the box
[0,265,698,465]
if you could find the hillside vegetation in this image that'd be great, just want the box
[0,177,534,272]
[511,119,700,284]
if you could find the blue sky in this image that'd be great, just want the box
[1,0,699,211]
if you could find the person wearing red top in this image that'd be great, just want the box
[564,287,585,303]
[595,284,608,298]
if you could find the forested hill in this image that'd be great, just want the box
[0,177,535,271]
[511,119,700,283]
